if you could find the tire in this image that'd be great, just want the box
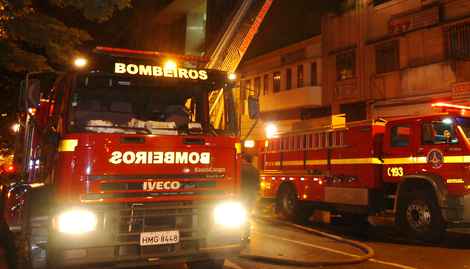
[12,195,50,269]
[397,190,445,242]
[276,185,311,224]
[187,259,224,269]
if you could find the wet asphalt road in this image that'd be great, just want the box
[1,215,470,269]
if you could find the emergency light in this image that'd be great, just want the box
[95,46,209,63]
[431,102,470,115]
[431,102,470,110]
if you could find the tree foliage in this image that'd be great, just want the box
[0,0,131,72]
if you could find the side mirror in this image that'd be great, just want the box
[26,79,41,109]
[21,72,57,111]
[247,96,259,119]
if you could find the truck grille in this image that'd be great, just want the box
[104,202,209,257]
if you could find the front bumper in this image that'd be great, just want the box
[49,201,247,267]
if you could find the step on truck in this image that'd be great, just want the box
[259,104,470,241]
[1,47,248,269]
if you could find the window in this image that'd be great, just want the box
[263,74,269,95]
[422,121,458,144]
[301,106,331,120]
[241,79,252,100]
[376,41,399,74]
[310,62,317,86]
[289,136,295,151]
[318,133,324,149]
[286,68,292,90]
[336,50,355,80]
[391,125,411,147]
[326,132,332,148]
[69,75,237,135]
[446,22,470,59]
[282,137,289,152]
[273,71,281,93]
[297,64,304,88]
[254,77,261,96]
[340,101,366,122]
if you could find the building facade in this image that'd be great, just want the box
[323,0,470,119]
[237,0,470,155]
[237,36,323,142]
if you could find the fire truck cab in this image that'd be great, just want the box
[260,104,470,241]
[1,48,247,269]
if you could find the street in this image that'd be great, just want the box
[1,214,470,269]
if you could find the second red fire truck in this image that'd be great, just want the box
[260,104,470,241]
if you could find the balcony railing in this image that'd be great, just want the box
[259,86,322,112]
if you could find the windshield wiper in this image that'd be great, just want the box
[84,125,151,134]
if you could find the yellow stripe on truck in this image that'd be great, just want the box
[382,157,427,165]
[330,158,383,165]
[58,139,78,152]
[265,155,470,166]
[443,155,470,163]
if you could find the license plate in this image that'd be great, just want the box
[140,230,180,246]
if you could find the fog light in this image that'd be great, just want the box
[213,201,246,228]
[56,209,97,235]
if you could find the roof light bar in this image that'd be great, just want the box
[94,46,209,63]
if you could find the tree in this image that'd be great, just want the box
[0,0,132,158]
[0,0,132,72]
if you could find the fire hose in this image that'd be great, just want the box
[237,215,375,267]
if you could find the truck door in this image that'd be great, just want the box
[417,118,460,174]
[383,122,417,182]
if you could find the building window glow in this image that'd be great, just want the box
[273,71,281,93]
[336,50,355,80]
[297,64,304,88]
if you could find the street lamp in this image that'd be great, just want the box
[228,73,237,81]
[265,123,278,139]
[73,57,88,68]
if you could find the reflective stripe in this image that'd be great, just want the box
[331,158,382,165]
[58,139,78,152]
[443,155,470,163]
[382,157,427,165]
[265,155,470,166]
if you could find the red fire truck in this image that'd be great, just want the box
[259,104,470,241]
[1,47,247,269]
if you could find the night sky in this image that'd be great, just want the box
[244,0,340,60]
[37,0,339,58]
[0,0,340,148]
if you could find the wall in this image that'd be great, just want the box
[322,0,470,118]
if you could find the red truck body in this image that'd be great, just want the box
[260,108,470,240]
[1,49,246,269]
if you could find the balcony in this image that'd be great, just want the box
[259,86,322,112]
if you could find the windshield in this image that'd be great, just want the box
[456,117,470,141]
[68,75,237,135]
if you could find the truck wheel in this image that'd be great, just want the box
[397,190,445,242]
[187,259,224,269]
[12,199,50,269]
[276,185,310,224]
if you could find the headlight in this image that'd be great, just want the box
[213,201,247,228]
[56,209,97,235]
